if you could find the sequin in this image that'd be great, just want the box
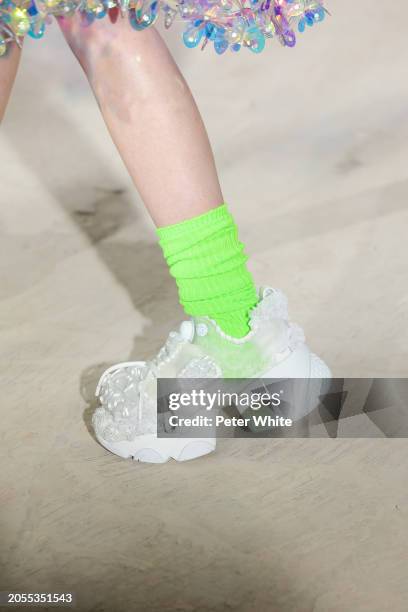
[0,0,325,54]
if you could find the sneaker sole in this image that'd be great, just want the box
[95,432,216,464]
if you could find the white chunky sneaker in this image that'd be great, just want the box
[92,287,331,462]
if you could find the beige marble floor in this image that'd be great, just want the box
[1,1,408,610]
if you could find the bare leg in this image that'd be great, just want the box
[0,45,22,122]
[59,16,223,227]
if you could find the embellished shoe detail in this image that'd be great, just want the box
[92,286,331,462]
[177,355,222,378]
[93,361,153,443]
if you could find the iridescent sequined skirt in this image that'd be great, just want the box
[0,0,325,56]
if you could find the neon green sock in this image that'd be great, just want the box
[157,204,258,338]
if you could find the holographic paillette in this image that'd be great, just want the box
[0,0,326,55]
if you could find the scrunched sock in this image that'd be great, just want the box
[157,203,258,338]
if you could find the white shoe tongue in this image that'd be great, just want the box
[179,320,195,342]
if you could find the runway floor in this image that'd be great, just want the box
[1,2,408,609]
